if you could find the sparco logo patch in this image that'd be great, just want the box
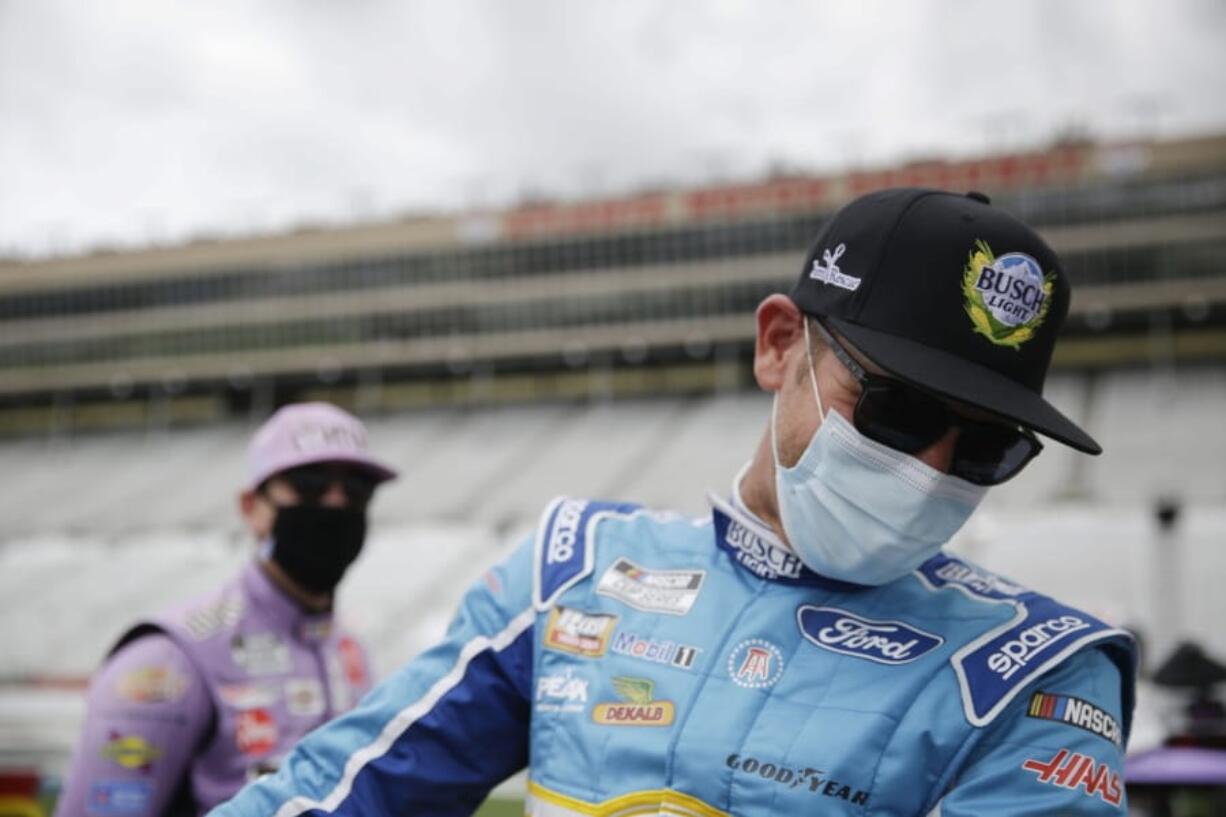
[546,498,587,565]
[1028,691,1122,747]
[726,754,870,806]
[722,518,804,580]
[1022,749,1121,807]
[543,606,617,658]
[611,631,701,670]
[797,606,943,665]
[592,676,675,726]
[988,615,1089,680]
[596,558,704,616]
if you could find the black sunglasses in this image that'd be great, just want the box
[810,319,1043,485]
[268,466,378,506]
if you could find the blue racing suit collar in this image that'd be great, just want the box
[708,494,868,592]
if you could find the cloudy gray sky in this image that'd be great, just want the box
[2,0,1224,258]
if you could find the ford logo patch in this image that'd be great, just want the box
[797,606,944,665]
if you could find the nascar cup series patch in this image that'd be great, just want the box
[962,239,1054,349]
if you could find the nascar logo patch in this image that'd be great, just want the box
[1028,691,1122,747]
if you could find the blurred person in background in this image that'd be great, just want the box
[55,402,397,817]
[210,191,1136,816]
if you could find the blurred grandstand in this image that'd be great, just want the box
[1,132,1225,804]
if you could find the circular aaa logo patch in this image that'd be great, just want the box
[728,639,785,689]
[962,239,1054,349]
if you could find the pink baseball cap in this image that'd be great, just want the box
[247,402,398,489]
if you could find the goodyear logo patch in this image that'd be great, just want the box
[543,606,618,658]
[963,240,1054,349]
[1028,691,1122,747]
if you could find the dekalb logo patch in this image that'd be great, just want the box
[543,606,618,657]
[963,240,1054,349]
[592,676,675,726]
[1028,691,1122,747]
[798,606,943,665]
[596,558,704,616]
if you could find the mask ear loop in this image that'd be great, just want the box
[803,319,827,421]
[772,317,828,469]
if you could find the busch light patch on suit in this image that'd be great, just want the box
[596,558,705,616]
[919,555,1026,600]
[87,781,152,816]
[1028,691,1122,747]
[712,506,805,582]
[543,606,618,658]
[728,639,785,689]
[591,676,675,726]
[797,606,943,665]
[535,667,589,714]
[1022,749,1122,807]
[611,630,701,670]
[962,240,1054,349]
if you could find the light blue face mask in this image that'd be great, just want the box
[772,323,987,586]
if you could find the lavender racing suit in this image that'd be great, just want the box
[55,561,373,817]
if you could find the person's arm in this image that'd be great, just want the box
[932,647,1129,816]
[54,634,212,817]
[209,536,536,817]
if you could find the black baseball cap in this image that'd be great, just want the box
[790,187,1100,455]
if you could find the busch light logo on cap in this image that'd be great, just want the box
[797,606,943,665]
[962,240,1055,349]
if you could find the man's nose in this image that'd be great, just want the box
[914,426,961,474]
[320,480,349,508]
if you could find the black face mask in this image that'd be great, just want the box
[269,505,367,595]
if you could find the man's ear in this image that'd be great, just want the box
[753,294,806,391]
[239,489,273,539]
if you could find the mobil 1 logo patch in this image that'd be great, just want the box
[596,558,705,616]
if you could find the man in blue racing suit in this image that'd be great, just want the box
[209,189,1136,816]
